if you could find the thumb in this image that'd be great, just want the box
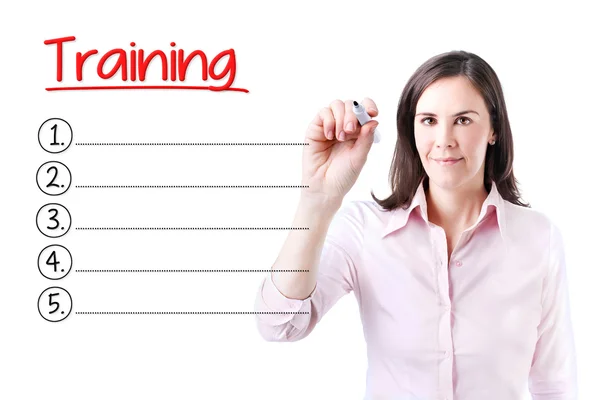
[350,121,379,167]
[353,120,379,153]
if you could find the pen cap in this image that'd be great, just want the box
[352,101,371,126]
[352,101,381,143]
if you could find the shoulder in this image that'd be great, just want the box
[336,199,394,226]
[328,199,396,243]
[503,201,561,245]
[504,202,569,284]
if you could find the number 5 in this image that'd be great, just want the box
[48,292,60,314]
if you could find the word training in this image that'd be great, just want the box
[44,36,242,91]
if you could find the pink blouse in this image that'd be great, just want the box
[254,180,577,399]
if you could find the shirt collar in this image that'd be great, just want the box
[381,177,507,243]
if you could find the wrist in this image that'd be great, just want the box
[299,192,343,215]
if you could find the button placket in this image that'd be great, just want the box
[434,226,455,398]
[439,344,454,397]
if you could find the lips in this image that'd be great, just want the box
[434,157,462,161]
[433,157,463,166]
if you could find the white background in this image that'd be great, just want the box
[1,1,598,399]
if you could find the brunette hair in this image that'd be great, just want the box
[371,50,530,210]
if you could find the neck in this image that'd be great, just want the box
[425,178,489,232]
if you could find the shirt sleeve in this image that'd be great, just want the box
[529,222,578,399]
[254,201,364,342]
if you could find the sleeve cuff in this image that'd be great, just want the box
[261,273,314,311]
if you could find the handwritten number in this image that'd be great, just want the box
[47,208,59,230]
[46,166,59,188]
[46,251,59,272]
[48,293,59,314]
[50,124,59,146]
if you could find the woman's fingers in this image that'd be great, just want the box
[362,97,379,117]
[319,107,335,141]
[342,98,379,141]
[343,100,358,141]
[307,98,378,143]
[329,99,345,141]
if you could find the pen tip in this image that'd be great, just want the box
[353,101,358,107]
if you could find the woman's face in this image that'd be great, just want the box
[413,76,496,191]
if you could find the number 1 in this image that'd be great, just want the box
[50,124,58,146]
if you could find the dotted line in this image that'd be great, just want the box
[74,227,309,231]
[75,311,309,315]
[75,185,309,188]
[76,269,309,272]
[75,142,309,146]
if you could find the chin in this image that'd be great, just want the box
[426,174,467,190]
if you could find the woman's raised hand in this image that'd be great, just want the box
[301,98,379,203]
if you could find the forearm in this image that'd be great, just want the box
[270,193,342,300]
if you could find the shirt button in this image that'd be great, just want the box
[444,350,451,358]
[455,260,463,267]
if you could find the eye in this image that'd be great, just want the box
[420,117,472,125]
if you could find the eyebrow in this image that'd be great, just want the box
[415,110,480,117]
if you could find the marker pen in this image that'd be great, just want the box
[352,101,381,143]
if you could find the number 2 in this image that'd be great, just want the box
[46,166,59,188]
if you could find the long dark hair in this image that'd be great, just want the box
[371,50,530,211]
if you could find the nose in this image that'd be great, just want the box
[434,123,456,148]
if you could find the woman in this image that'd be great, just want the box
[254,50,577,399]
